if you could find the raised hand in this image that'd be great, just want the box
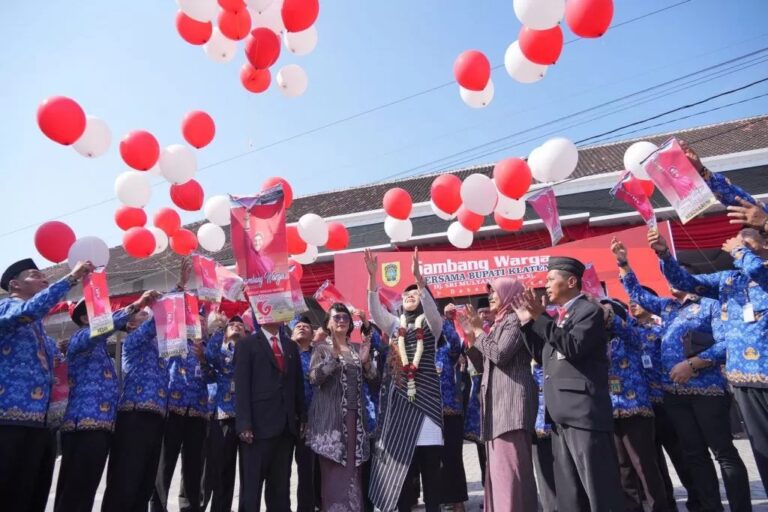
[69,261,95,281]
[722,236,744,255]
[178,257,193,289]
[727,197,768,230]
[465,304,483,332]
[523,288,545,320]
[510,294,532,324]
[679,140,705,176]
[363,248,378,278]
[412,248,424,287]
[647,229,668,254]
[610,237,628,262]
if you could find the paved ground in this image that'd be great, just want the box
[48,439,767,511]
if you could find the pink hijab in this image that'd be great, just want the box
[490,276,524,326]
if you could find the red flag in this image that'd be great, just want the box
[527,187,563,246]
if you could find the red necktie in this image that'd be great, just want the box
[556,307,568,326]
[271,336,285,372]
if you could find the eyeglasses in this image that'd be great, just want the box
[332,313,350,322]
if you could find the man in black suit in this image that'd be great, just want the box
[235,320,304,512]
[512,256,623,512]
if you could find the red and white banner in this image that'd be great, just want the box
[610,171,657,229]
[82,268,114,337]
[527,187,563,246]
[336,223,674,308]
[193,254,221,304]
[152,293,188,358]
[314,280,355,312]
[230,186,294,324]
[184,292,202,340]
[641,138,717,224]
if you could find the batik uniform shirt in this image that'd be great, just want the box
[607,315,654,418]
[167,339,212,417]
[436,319,463,415]
[119,318,169,416]
[362,329,383,435]
[0,279,72,427]
[463,357,482,442]
[532,362,551,439]
[661,249,768,388]
[631,319,666,404]
[298,345,314,416]
[621,270,726,396]
[61,309,131,432]
[703,170,768,213]
[204,330,240,420]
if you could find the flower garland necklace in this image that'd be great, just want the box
[397,314,425,401]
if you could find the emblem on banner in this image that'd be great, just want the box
[381,262,400,287]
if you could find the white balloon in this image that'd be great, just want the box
[276,64,308,98]
[67,236,110,270]
[298,214,328,246]
[148,227,169,255]
[495,193,526,218]
[293,244,318,264]
[247,0,274,12]
[384,216,413,243]
[461,173,497,216]
[430,200,454,221]
[504,41,547,84]
[204,195,231,226]
[73,116,111,158]
[197,223,226,252]
[513,0,565,29]
[623,141,658,180]
[159,144,197,185]
[460,79,494,109]
[177,0,218,22]
[447,222,473,249]
[115,171,151,207]
[528,137,579,182]
[250,0,285,33]
[204,27,237,63]
[284,26,317,55]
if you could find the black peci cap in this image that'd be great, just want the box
[547,256,586,278]
[1,258,39,292]
[70,299,88,327]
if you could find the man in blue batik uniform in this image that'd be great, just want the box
[54,290,157,512]
[0,258,93,512]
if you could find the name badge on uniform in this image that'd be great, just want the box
[195,365,203,378]
[556,351,566,360]
[743,303,756,323]
[230,380,236,393]
[641,354,653,369]
[609,376,622,395]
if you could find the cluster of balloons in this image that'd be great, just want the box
[37,96,111,158]
[289,214,350,264]
[454,0,614,108]
[34,221,111,271]
[175,0,318,97]
[382,188,414,243]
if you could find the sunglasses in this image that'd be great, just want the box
[332,313,350,322]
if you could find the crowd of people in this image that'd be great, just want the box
[1,144,768,512]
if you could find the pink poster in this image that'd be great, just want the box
[215,264,245,302]
[610,171,657,229]
[377,286,403,315]
[231,186,294,324]
[152,293,188,358]
[288,262,308,314]
[314,280,355,312]
[193,254,222,304]
[527,187,563,246]
[83,268,114,337]
[581,263,606,299]
[641,138,717,224]
[184,292,202,340]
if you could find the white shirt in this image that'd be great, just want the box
[262,327,283,354]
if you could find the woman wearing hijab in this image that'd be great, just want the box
[464,277,538,512]
[364,248,444,512]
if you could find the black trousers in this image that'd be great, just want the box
[150,412,208,512]
[533,436,558,512]
[54,430,111,512]
[205,418,239,512]
[238,430,295,512]
[653,402,700,511]
[612,416,669,512]
[0,425,56,512]
[733,386,768,495]
[664,392,751,512]
[397,445,443,512]
[103,410,166,512]
[440,414,468,504]
[295,435,321,512]
[551,423,624,512]
[475,441,486,486]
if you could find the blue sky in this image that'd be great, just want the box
[1,0,768,271]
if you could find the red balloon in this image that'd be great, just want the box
[262,177,293,208]
[245,28,281,70]
[170,229,198,256]
[120,130,160,171]
[170,179,205,211]
[288,259,303,281]
[519,26,563,65]
[286,225,307,255]
[123,227,156,258]
[325,222,349,251]
[219,0,245,11]
[457,207,484,232]
[154,208,182,237]
[175,11,212,45]
[383,188,413,220]
[115,206,147,231]
[566,0,614,38]
[453,50,491,92]
[430,174,463,215]
[37,96,86,146]
[218,8,251,41]
[494,212,524,232]
[493,158,532,200]
[240,63,271,93]
[281,0,319,33]
[182,111,216,149]
[34,221,76,263]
